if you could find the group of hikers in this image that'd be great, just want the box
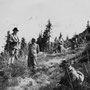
[6,27,86,90]
[7,27,68,70]
[7,27,40,72]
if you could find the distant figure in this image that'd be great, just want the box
[70,39,75,50]
[8,27,20,65]
[57,43,61,53]
[60,45,67,53]
[28,38,40,71]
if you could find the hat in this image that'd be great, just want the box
[13,27,19,32]
[59,60,70,67]
[31,38,36,42]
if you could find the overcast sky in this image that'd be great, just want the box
[0,0,90,51]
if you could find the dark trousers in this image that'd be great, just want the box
[28,56,35,68]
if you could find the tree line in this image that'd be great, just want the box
[4,19,64,56]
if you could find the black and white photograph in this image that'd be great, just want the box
[0,0,90,90]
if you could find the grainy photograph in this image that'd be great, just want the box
[0,0,90,90]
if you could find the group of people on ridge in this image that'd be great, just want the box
[7,27,40,72]
[6,27,85,89]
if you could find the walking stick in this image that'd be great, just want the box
[66,65,74,90]
[83,63,90,77]
[83,50,90,77]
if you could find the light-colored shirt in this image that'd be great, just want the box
[29,43,40,57]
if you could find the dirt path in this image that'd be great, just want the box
[6,47,84,90]
[6,53,66,90]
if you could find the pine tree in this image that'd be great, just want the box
[66,35,69,41]
[4,31,10,52]
[58,32,64,45]
[53,37,58,51]
[37,32,43,51]
[59,32,62,40]
[54,37,58,43]
[20,37,27,56]
[21,37,27,50]
[42,19,52,51]
[37,19,52,52]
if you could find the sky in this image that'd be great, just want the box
[0,0,90,51]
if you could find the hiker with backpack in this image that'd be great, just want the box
[8,27,20,65]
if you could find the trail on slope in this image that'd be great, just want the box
[6,53,66,90]
[6,47,84,90]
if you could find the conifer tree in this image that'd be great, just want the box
[37,32,43,51]
[59,32,62,40]
[66,35,69,41]
[20,37,27,56]
[42,19,52,51]
[4,31,10,52]
[37,19,52,51]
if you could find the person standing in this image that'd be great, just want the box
[8,27,20,65]
[28,38,40,71]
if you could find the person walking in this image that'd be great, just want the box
[8,27,20,65]
[28,38,40,72]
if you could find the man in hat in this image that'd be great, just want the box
[28,38,40,72]
[8,27,20,65]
